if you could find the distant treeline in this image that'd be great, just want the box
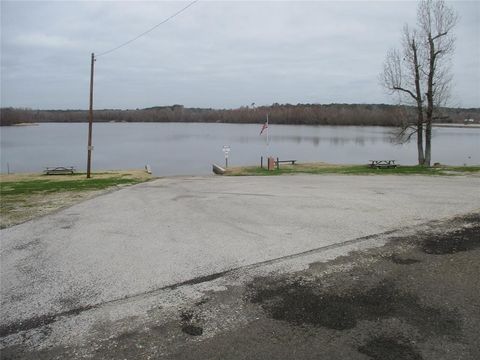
[1,103,479,126]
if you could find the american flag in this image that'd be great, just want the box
[260,115,268,135]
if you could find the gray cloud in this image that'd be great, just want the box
[1,0,479,109]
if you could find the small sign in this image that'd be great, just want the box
[222,145,231,157]
[222,145,231,168]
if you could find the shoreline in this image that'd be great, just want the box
[433,123,480,128]
[2,121,480,128]
[224,163,480,176]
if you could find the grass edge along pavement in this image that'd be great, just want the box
[225,163,480,176]
[0,170,154,229]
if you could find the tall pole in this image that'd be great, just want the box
[86,53,95,178]
[266,113,269,156]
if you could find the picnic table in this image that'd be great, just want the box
[275,159,297,165]
[275,158,297,170]
[260,157,298,169]
[44,166,76,175]
[368,160,397,169]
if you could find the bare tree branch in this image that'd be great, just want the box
[382,0,457,166]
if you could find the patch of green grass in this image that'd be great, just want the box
[226,164,480,177]
[0,170,153,228]
[446,166,480,172]
[0,177,141,196]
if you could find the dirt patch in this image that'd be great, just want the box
[0,170,153,228]
[248,278,459,334]
[422,225,480,255]
[0,191,99,228]
[358,336,423,360]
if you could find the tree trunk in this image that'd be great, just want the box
[425,122,432,166]
[417,124,425,165]
[425,34,436,167]
[412,38,425,165]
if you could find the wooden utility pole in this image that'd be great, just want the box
[86,53,95,178]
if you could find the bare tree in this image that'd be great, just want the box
[381,0,457,166]
[382,25,425,164]
[418,0,457,166]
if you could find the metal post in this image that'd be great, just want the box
[225,157,228,169]
[277,157,279,170]
[260,156,263,169]
[86,53,95,178]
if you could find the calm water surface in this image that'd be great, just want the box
[1,123,478,175]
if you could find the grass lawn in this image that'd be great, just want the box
[225,163,480,176]
[0,170,153,228]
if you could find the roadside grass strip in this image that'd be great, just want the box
[226,164,480,176]
[0,171,152,228]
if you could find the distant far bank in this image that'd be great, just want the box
[9,122,478,129]
[1,103,479,127]
[433,123,480,128]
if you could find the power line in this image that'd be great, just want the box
[87,1,199,177]
[96,0,199,58]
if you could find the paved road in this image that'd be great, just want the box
[1,174,479,332]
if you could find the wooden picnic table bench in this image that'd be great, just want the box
[275,159,297,165]
[260,157,297,169]
[368,160,397,169]
[275,158,297,170]
[44,166,76,175]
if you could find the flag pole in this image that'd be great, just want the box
[266,113,269,155]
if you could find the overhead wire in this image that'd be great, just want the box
[95,0,199,58]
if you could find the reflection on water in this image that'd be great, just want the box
[268,135,386,146]
[1,123,478,176]
[164,134,393,146]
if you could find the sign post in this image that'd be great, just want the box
[222,145,231,168]
[86,53,95,179]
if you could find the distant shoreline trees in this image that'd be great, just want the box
[1,103,477,127]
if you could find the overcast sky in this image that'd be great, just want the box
[1,0,479,110]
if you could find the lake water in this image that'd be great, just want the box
[1,123,478,176]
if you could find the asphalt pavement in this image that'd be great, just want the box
[1,174,479,358]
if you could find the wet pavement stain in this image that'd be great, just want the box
[181,324,203,336]
[180,309,203,336]
[115,330,138,342]
[248,279,460,334]
[195,297,210,306]
[0,303,96,337]
[0,313,55,338]
[180,309,194,322]
[390,254,421,265]
[358,336,423,360]
[422,225,480,255]
[12,238,41,251]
